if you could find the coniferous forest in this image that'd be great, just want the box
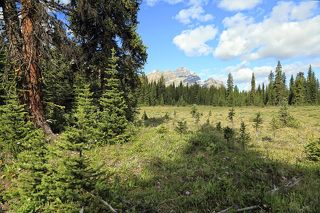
[138,62,320,107]
[0,1,320,213]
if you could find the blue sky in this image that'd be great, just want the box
[137,0,320,89]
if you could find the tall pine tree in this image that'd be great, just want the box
[274,61,286,105]
[227,73,234,106]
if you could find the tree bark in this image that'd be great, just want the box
[21,0,53,136]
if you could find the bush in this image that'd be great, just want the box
[189,125,225,152]
[223,126,235,144]
[175,120,188,135]
[305,139,320,161]
[163,112,170,120]
[278,104,299,128]
[216,122,222,132]
[157,125,168,134]
[142,111,148,120]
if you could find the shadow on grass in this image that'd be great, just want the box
[110,125,320,212]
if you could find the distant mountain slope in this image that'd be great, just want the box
[147,67,223,88]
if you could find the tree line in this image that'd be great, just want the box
[138,62,320,106]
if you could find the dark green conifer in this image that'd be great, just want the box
[0,90,35,158]
[5,130,48,212]
[99,49,128,144]
[238,121,250,150]
[42,129,107,212]
[274,61,286,105]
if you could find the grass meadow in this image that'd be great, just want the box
[89,106,320,212]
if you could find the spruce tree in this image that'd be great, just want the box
[227,73,234,106]
[238,121,250,150]
[267,71,275,105]
[228,108,235,126]
[5,130,48,212]
[0,90,35,158]
[98,49,128,144]
[274,61,286,105]
[253,112,263,135]
[288,75,295,105]
[306,65,318,104]
[270,116,279,139]
[73,84,98,145]
[293,72,306,105]
[42,129,107,212]
[250,72,256,105]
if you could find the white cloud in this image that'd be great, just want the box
[222,61,316,90]
[173,25,217,56]
[146,0,183,6]
[175,5,213,24]
[188,0,209,6]
[218,0,262,11]
[225,61,272,84]
[214,1,320,60]
[56,0,70,4]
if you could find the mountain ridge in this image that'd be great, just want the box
[147,67,224,88]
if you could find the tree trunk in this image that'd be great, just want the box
[21,0,53,136]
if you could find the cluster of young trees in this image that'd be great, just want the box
[139,62,320,106]
[0,1,146,211]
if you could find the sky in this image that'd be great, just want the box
[137,0,320,89]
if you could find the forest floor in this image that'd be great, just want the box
[89,106,320,212]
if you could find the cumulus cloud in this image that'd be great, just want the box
[175,5,213,24]
[173,25,218,56]
[214,1,320,60]
[225,61,272,84]
[146,0,183,6]
[222,61,316,90]
[218,0,262,11]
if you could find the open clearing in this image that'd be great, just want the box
[90,106,320,212]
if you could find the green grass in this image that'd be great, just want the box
[89,106,320,212]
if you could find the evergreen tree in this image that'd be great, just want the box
[175,120,188,135]
[288,75,295,105]
[228,108,235,126]
[267,71,275,105]
[98,49,128,144]
[306,65,318,104]
[274,61,286,105]
[250,72,256,105]
[0,90,35,158]
[5,130,48,212]
[42,129,107,212]
[227,73,234,106]
[238,121,250,150]
[73,84,98,145]
[253,112,263,134]
[270,116,279,139]
[70,0,147,121]
[293,72,306,105]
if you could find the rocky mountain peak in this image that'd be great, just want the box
[147,67,224,88]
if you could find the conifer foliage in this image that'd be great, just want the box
[98,49,128,144]
[5,130,48,212]
[42,129,107,212]
[0,91,35,158]
[138,61,320,107]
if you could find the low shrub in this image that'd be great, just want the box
[305,138,320,161]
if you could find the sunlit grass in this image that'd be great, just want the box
[89,106,320,212]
